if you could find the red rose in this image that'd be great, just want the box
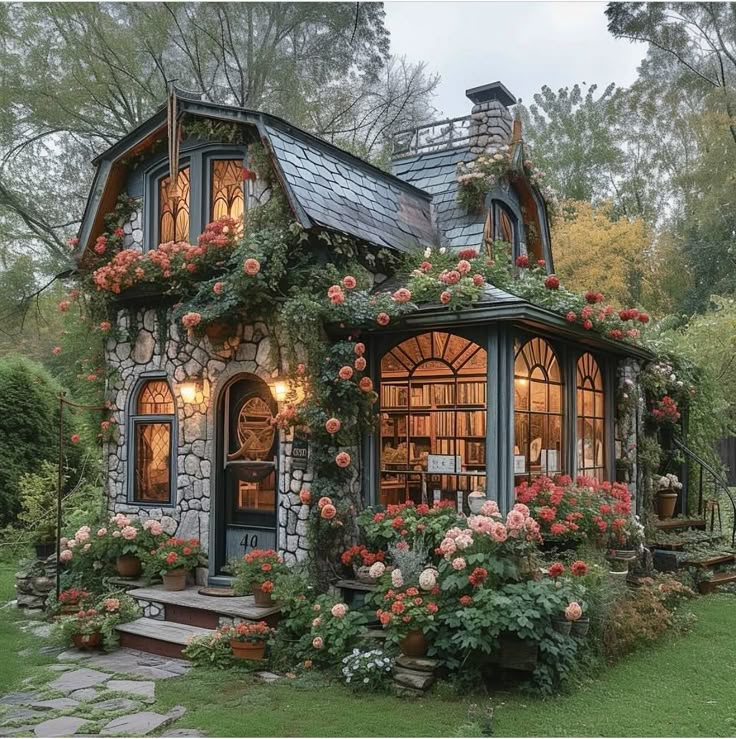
[515,255,529,268]
[548,562,564,578]
[544,275,560,290]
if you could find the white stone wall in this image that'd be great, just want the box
[468,99,513,155]
[122,203,144,251]
[103,308,313,566]
[615,358,645,508]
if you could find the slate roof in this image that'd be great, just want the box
[392,146,485,250]
[264,121,439,251]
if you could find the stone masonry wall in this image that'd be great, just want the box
[103,308,313,566]
[615,358,645,509]
[467,99,513,155]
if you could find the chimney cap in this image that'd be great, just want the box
[465,81,517,108]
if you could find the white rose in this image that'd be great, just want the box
[418,568,437,591]
[390,569,404,588]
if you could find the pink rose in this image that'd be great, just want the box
[330,603,348,618]
[121,526,137,541]
[451,557,466,571]
[243,258,260,276]
[97,528,107,537]
[440,291,451,304]
[335,452,351,468]
[342,276,357,289]
[312,636,324,649]
[59,550,73,562]
[565,602,583,622]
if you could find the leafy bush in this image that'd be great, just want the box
[0,355,85,525]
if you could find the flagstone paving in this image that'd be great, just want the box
[0,644,197,737]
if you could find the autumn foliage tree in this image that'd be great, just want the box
[551,200,685,315]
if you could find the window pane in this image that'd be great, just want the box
[236,470,275,512]
[137,380,175,415]
[159,167,190,242]
[229,396,275,462]
[134,422,171,502]
[211,160,245,224]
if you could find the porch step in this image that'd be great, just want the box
[116,617,212,659]
[654,518,706,532]
[128,585,281,629]
[686,553,736,569]
[698,571,736,595]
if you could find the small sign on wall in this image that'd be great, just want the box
[291,431,309,471]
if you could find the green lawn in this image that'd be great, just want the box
[3,560,736,737]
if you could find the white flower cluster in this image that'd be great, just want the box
[657,472,683,490]
[341,648,393,686]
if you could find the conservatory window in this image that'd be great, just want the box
[159,167,191,242]
[379,331,487,507]
[131,379,175,504]
[576,353,606,480]
[513,338,563,481]
[211,159,245,225]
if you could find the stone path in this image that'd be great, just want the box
[0,642,204,738]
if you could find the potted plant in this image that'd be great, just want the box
[144,537,202,591]
[103,515,144,577]
[224,620,272,660]
[232,549,287,607]
[58,609,104,650]
[375,586,439,657]
[655,473,682,519]
[58,588,91,616]
[340,545,385,583]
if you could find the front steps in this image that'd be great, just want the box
[117,617,212,659]
[117,585,281,658]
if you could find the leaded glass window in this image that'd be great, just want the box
[159,167,190,243]
[379,331,487,507]
[577,353,606,480]
[131,379,175,503]
[211,160,245,224]
[513,338,563,481]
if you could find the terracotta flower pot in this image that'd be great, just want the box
[60,603,82,616]
[230,640,266,661]
[252,583,274,607]
[551,618,572,636]
[72,632,101,650]
[163,568,187,591]
[571,617,590,638]
[116,555,142,578]
[399,630,428,657]
[656,491,678,519]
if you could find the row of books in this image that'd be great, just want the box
[381,381,486,409]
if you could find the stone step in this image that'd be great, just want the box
[698,571,736,595]
[116,618,212,659]
[127,585,281,629]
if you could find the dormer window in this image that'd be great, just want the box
[159,167,191,242]
[146,146,248,250]
[492,199,518,247]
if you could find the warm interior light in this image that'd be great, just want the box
[272,381,288,403]
[179,382,197,404]
[515,377,528,386]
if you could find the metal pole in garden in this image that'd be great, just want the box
[56,392,66,600]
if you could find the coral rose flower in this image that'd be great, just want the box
[335,451,351,468]
[321,504,337,520]
[342,276,357,289]
[472,274,484,286]
[243,258,261,275]
[354,342,366,356]
[325,418,341,434]
[571,560,588,576]
[182,312,202,328]
[359,377,373,392]
[440,291,451,304]
[376,312,390,326]
[70,433,81,444]
[456,259,471,275]
[338,365,353,381]
[317,496,333,509]
[299,489,312,505]
[354,357,367,371]
[565,601,583,621]
[392,287,411,303]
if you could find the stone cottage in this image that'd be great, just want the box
[73,82,648,584]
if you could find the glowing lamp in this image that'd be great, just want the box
[272,381,288,403]
[179,382,197,404]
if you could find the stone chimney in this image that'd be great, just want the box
[466,81,516,155]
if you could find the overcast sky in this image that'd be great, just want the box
[384,1,648,119]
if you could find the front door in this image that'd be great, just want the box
[216,375,278,573]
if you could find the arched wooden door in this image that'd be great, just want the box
[216,375,278,572]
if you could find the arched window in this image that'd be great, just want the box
[576,353,606,480]
[379,332,487,507]
[513,338,563,481]
[493,200,517,246]
[211,159,245,225]
[159,167,190,242]
[131,379,175,503]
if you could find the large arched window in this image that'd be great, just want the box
[159,167,191,242]
[577,353,606,480]
[379,332,487,507]
[131,379,176,504]
[513,338,563,481]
